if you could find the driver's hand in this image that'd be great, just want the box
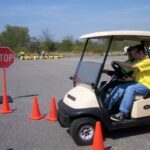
[111,61,117,66]
[123,76,134,81]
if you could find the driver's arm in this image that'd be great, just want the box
[122,76,134,81]
[103,69,115,76]
[111,61,136,70]
[103,69,109,73]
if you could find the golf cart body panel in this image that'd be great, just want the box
[131,95,150,118]
[63,84,99,109]
[58,30,150,145]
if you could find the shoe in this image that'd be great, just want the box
[110,112,125,122]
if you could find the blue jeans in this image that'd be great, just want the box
[105,82,149,114]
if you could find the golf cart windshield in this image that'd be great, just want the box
[74,61,102,85]
[74,38,108,86]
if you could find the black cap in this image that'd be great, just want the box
[127,46,134,52]
[132,44,145,52]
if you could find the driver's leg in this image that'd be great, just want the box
[119,83,149,115]
[105,82,135,111]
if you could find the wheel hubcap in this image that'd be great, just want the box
[79,125,94,141]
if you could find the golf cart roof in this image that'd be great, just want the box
[80,30,150,41]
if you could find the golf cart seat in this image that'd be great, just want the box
[131,90,150,119]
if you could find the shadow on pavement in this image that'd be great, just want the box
[0,96,13,104]
[13,94,39,100]
[104,125,150,139]
[105,146,113,150]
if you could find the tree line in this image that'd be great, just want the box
[0,25,85,54]
[0,25,136,54]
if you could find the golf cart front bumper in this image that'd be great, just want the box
[58,99,104,128]
[58,100,75,127]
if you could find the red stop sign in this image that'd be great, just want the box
[0,47,15,68]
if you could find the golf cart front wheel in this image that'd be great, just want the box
[70,117,96,146]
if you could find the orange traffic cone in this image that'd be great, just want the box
[45,96,57,121]
[91,121,105,150]
[28,96,44,120]
[0,92,13,114]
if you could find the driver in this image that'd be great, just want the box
[105,44,150,121]
[101,46,136,98]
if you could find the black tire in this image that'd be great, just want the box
[70,117,96,146]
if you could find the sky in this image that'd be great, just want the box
[0,0,150,41]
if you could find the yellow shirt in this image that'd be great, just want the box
[133,58,150,88]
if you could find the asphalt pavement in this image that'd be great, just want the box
[0,57,150,150]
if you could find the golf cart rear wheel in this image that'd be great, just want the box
[70,117,96,146]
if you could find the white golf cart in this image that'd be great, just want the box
[58,31,150,145]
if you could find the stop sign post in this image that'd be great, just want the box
[0,47,15,113]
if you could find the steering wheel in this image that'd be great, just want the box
[112,63,127,78]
